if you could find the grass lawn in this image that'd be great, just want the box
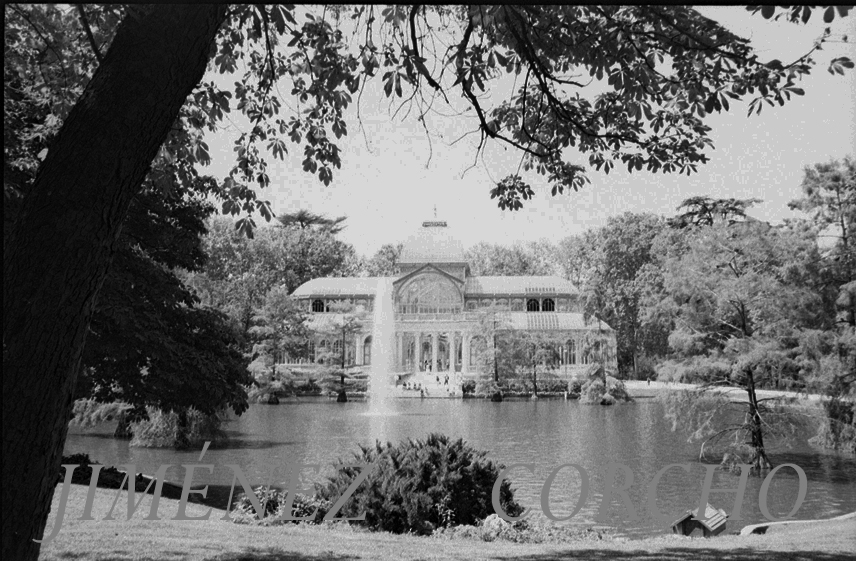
[38,485,855,561]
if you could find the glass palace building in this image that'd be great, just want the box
[291,220,617,382]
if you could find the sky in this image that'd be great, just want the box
[200,6,856,257]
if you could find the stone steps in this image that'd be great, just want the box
[396,379,462,398]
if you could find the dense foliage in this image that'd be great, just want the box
[186,214,361,338]
[316,434,523,534]
[75,191,251,422]
[231,488,332,525]
[3,4,853,555]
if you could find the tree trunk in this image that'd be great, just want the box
[493,319,498,382]
[113,411,133,439]
[2,7,227,559]
[745,368,773,472]
[532,363,538,397]
[174,408,191,450]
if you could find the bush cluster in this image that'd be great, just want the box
[56,453,193,503]
[533,379,569,394]
[810,399,856,454]
[129,407,224,449]
[315,434,523,535]
[473,379,500,398]
[432,514,613,544]
[471,378,579,398]
[656,357,731,384]
[230,487,332,525]
[580,376,632,405]
[69,399,130,427]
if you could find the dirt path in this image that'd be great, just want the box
[623,380,823,403]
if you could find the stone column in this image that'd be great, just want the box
[462,334,470,374]
[356,334,364,365]
[414,332,422,373]
[396,333,403,370]
[431,332,439,374]
[447,331,455,373]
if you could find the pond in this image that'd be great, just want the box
[64,396,856,538]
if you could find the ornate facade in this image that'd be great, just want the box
[291,220,617,382]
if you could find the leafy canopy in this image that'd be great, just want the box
[6,5,853,235]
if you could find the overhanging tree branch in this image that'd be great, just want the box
[76,5,103,64]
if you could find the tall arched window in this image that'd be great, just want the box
[527,299,540,312]
[312,299,325,312]
[316,339,329,363]
[363,336,372,365]
[542,298,555,312]
[396,273,462,314]
[345,342,355,365]
[567,339,576,365]
[333,340,343,364]
[469,336,485,368]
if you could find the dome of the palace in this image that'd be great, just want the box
[399,220,466,264]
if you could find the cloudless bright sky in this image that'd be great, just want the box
[201,6,856,256]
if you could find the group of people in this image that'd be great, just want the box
[435,374,450,387]
[401,381,428,397]
[420,359,452,372]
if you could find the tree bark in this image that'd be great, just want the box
[2,6,228,559]
[113,411,133,439]
[532,364,538,397]
[745,368,772,473]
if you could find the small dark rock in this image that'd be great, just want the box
[336,390,348,403]
[490,392,503,402]
[267,393,280,405]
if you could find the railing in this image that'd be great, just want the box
[396,312,490,322]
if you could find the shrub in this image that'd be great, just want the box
[581,379,606,403]
[810,399,856,454]
[656,357,731,384]
[316,434,523,535]
[130,407,225,449]
[69,399,132,427]
[298,379,322,394]
[474,379,500,398]
[461,379,477,395]
[535,379,568,394]
[432,514,613,544]
[500,380,528,395]
[230,487,332,525]
[56,453,191,501]
[635,354,659,380]
[580,376,632,405]
[247,380,291,403]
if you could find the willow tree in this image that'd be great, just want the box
[3,4,852,558]
[655,219,826,471]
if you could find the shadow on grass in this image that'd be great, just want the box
[493,548,853,561]
[207,549,358,561]
[53,549,358,561]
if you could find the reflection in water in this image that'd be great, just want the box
[65,399,856,537]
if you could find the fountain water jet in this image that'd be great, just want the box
[368,278,396,414]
